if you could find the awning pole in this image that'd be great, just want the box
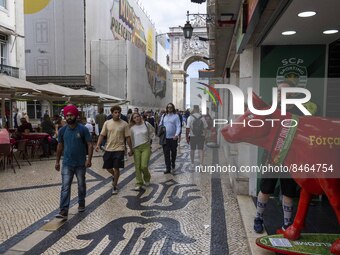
[1,98,6,128]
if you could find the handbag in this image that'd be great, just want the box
[144,122,153,144]
[157,115,167,145]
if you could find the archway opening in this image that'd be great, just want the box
[185,61,208,109]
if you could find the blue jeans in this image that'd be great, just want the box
[60,165,86,211]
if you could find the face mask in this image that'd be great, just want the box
[66,117,77,125]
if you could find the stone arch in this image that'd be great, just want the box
[182,55,209,72]
[168,19,209,109]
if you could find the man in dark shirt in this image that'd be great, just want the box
[55,105,93,219]
[145,110,155,127]
[17,117,33,133]
[95,107,107,134]
[41,114,56,157]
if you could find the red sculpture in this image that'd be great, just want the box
[221,93,340,254]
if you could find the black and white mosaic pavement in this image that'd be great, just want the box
[0,142,249,254]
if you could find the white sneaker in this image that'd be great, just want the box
[112,187,119,195]
[134,185,142,191]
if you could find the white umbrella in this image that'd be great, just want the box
[0,74,41,93]
[38,83,126,104]
[78,90,126,103]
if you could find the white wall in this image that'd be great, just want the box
[86,0,157,74]
[0,1,15,28]
[127,41,172,108]
[91,40,172,109]
[157,41,169,70]
[15,0,25,78]
[91,40,127,99]
[25,0,85,76]
[189,78,205,109]
[238,46,261,196]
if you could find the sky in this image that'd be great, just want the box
[139,0,206,33]
[186,62,208,108]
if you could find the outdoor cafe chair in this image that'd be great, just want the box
[0,143,19,173]
[16,139,31,166]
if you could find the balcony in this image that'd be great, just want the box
[0,64,19,78]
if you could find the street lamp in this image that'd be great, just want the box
[183,11,194,39]
[182,11,236,39]
[182,11,213,39]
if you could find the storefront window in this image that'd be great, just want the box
[52,101,67,117]
[0,41,7,66]
[27,100,42,120]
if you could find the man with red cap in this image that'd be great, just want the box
[55,104,93,219]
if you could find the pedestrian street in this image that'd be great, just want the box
[0,140,250,255]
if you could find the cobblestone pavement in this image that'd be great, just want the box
[0,140,250,255]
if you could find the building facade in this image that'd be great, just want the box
[206,0,340,196]
[0,0,26,126]
[24,0,172,114]
[0,0,25,78]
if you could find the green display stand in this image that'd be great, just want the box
[256,233,340,255]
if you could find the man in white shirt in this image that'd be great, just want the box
[186,105,208,168]
[13,108,22,128]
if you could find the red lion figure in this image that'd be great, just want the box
[221,93,340,254]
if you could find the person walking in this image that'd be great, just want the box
[186,105,208,168]
[55,105,93,219]
[95,105,133,195]
[129,112,154,191]
[95,107,107,134]
[127,108,133,123]
[160,103,181,174]
[95,107,107,147]
[40,114,56,157]
[176,109,183,145]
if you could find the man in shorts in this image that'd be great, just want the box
[186,105,208,168]
[95,105,133,195]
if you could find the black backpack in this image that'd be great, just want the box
[191,115,204,136]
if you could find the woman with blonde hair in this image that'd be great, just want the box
[129,112,155,191]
